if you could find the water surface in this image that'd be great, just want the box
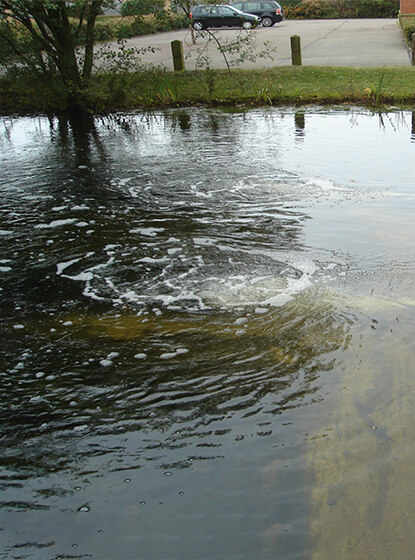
[1,107,415,559]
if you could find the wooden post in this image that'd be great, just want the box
[290,35,302,66]
[171,39,185,72]
[412,33,415,66]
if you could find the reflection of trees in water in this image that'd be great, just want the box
[171,110,192,132]
[294,111,305,141]
[53,112,118,198]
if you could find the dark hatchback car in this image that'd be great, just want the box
[230,1,283,26]
[190,4,260,30]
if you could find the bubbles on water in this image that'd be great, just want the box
[73,425,88,432]
[255,307,268,314]
[77,504,90,513]
[160,348,189,360]
[99,359,113,367]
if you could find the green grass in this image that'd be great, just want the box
[1,66,415,114]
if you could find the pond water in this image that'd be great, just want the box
[1,106,415,560]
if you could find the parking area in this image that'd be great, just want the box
[119,18,411,70]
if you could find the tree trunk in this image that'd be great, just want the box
[82,0,103,83]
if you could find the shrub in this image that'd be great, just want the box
[356,0,399,17]
[399,15,415,43]
[283,0,399,19]
[284,0,333,18]
[120,0,165,17]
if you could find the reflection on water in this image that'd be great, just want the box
[1,107,415,559]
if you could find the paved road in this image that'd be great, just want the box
[116,18,410,70]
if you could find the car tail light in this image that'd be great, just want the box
[190,11,193,18]
[276,8,282,13]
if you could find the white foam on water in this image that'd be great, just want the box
[140,256,169,264]
[71,205,90,211]
[130,227,165,237]
[65,271,94,282]
[52,169,359,313]
[60,246,322,312]
[193,254,318,309]
[160,348,189,359]
[57,257,83,275]
[35,218,78,229]
[100,359,113,367]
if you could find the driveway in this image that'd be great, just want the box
[115,18,411,70]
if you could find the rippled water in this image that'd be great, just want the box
[1,107,415,559]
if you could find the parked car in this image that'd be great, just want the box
[230,1,283,26]
[190,4,260,30]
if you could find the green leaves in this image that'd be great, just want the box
[120,0,165,16]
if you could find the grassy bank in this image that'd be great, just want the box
[1,66,415,114]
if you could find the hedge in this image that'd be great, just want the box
[283,0,400,19]
[399,14,415,43]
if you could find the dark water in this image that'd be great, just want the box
[1,107,415,560]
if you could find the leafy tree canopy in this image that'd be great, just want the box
[121,0,165,16]
[0,0,117,109]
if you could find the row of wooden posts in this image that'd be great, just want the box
[170,35,302,71]
[173,34,415,70]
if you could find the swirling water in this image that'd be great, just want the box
[1,107,415,559]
